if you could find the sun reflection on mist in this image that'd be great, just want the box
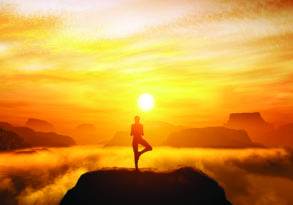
[0,146,292,205]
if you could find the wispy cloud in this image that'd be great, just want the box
[0,0,292,133]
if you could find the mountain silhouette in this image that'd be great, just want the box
[164,127,261,148]
[225,112,273,143]
[265,123,293,147]
[0,128,26,151]
[106,121,184,147]
[105,131,130,146]
[224,112,293,147]
[0,122,75,148]
[107,123,261,148]
[72,123,98,144]
[25,118,55,132]
[61,167,231,205]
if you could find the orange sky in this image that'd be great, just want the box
[0,0,292,135]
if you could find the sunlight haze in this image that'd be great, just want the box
[0,0,292,136]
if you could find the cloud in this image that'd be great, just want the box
[228,148,293,180]
[0,5,59,42]
[0,100,28,108]
[0,0,292,135]
[0,147,293,205]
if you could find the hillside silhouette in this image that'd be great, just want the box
[72,123,98,144]
[225,112,293,147]
[0,128,26,151]
[107,125,260,148]
[0,122,75,149]
[265,123,293,146]
[164,127,260,148]
[225,112,273,143]
[106,121,183,146]
[61,167,231,205]
[25,118,55,132]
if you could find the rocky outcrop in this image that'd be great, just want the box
[25,118,55,132]
[0,122,75,148]
[0,128,26,151]
[164,127,260,148]
[61,167,231,205]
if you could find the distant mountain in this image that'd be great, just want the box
[106,121,184,147]
[225,112,273,143]
[0,128,26,151]
[61,167,231,205]
[265,123,293,147]
[107,120,262,148]
[105,131,130,146]
[227,112,267,125]
[0,122,75,148]
[76,123,96,131]
[25,118,55,132]
[164,127,260,148]
[72,123,99,144]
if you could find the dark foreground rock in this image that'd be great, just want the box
[61,167,232,205]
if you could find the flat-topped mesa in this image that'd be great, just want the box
[227,112,267,126]
[225,112,273,144]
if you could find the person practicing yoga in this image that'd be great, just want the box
[130,116,152,170]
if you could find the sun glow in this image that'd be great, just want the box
[138,93,154,111]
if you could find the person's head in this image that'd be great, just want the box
[134,116,140,124]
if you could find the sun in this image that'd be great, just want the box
[138,93,154,111]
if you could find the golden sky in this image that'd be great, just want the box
[0,0,292,134]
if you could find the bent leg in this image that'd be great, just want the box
[138,138,152,156]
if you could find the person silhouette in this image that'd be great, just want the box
[131,116,152,171]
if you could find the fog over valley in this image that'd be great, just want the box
[1,146,293,205]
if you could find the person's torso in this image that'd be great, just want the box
[132,123,143,138]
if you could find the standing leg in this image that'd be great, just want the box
[132,140,139,171]
[138,138,152,157]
